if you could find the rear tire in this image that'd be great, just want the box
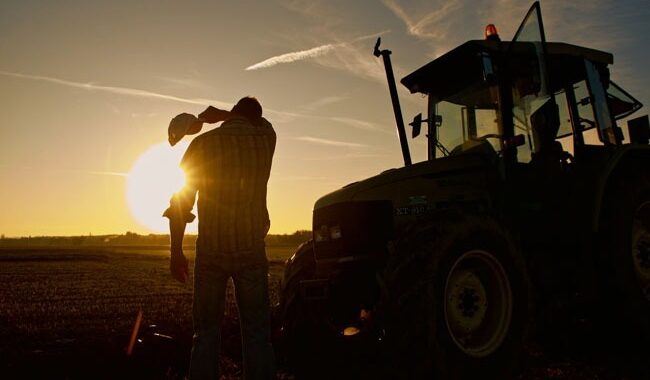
[382,212,530,379]
[602,174,650,341]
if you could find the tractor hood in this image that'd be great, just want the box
[314,146,497,211]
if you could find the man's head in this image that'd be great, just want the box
[231,97,262,122]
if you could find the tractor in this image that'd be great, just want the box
[278,2,650,378]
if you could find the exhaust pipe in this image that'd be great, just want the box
[374,38,412,166]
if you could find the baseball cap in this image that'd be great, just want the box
[168,113,203,146]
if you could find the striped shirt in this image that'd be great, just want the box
[164,116,276,258]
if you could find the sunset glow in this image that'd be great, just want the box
[0,1,647,236]
[126,142,197,233]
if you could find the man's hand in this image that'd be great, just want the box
[170,250,189,283]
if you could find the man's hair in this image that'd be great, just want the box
[231,97,262,122]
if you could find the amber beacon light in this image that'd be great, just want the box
[485,24,500,41]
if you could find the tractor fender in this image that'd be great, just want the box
[592,144,650,232]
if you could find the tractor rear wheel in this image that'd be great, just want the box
[602,174,650,341]
[382,212,529,379]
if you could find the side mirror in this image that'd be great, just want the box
[409,113,423,138]
[628,115,650,144]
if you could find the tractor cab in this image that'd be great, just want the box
[400,5,646,171]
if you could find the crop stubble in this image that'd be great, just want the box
[0,246,292,371]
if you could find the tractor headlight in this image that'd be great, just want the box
[330,225,342,240]
[315,225,329,242]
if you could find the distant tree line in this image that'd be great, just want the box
[264,230,312,246]
[0,230,312,248]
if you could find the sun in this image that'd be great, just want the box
[126,142,197,233]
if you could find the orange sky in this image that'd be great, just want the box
[0,1,648,236]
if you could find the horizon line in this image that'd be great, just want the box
[0,230,312,239]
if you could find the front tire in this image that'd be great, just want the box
[279,241,338,378]
[382,212,530,379]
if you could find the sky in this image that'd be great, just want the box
[1,0,649,236]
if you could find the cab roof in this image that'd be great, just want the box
[401,40,614,97]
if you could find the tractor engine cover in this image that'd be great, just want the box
[312,200,394,264]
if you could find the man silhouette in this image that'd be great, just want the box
[164,97,276,380]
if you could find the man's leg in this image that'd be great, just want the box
[232,259,276,380]
[189,257,229,380]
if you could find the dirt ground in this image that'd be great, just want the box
[0,247,647,379]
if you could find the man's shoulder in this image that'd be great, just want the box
[211,117,275,136]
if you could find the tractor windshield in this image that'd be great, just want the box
[436,81,502,154]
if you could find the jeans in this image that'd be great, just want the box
[189,251,276,380]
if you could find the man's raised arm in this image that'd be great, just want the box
[198,106,230,124]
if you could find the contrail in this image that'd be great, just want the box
[0,69,305,121]
[246,44,337,71]
[0,69,386,135]
[245,30,389,71]
[0,164,128,177]
[0,70,231,109]
[381,0,462,40]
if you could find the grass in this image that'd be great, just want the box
[0,245,296,379]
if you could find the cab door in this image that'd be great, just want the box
[504,2,581,292]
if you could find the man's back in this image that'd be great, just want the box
[166,97,277,380]
[178,116,276,255]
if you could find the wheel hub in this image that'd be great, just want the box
[459,287,480,317]
[444,250,512,358]
[447,271,488,334]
